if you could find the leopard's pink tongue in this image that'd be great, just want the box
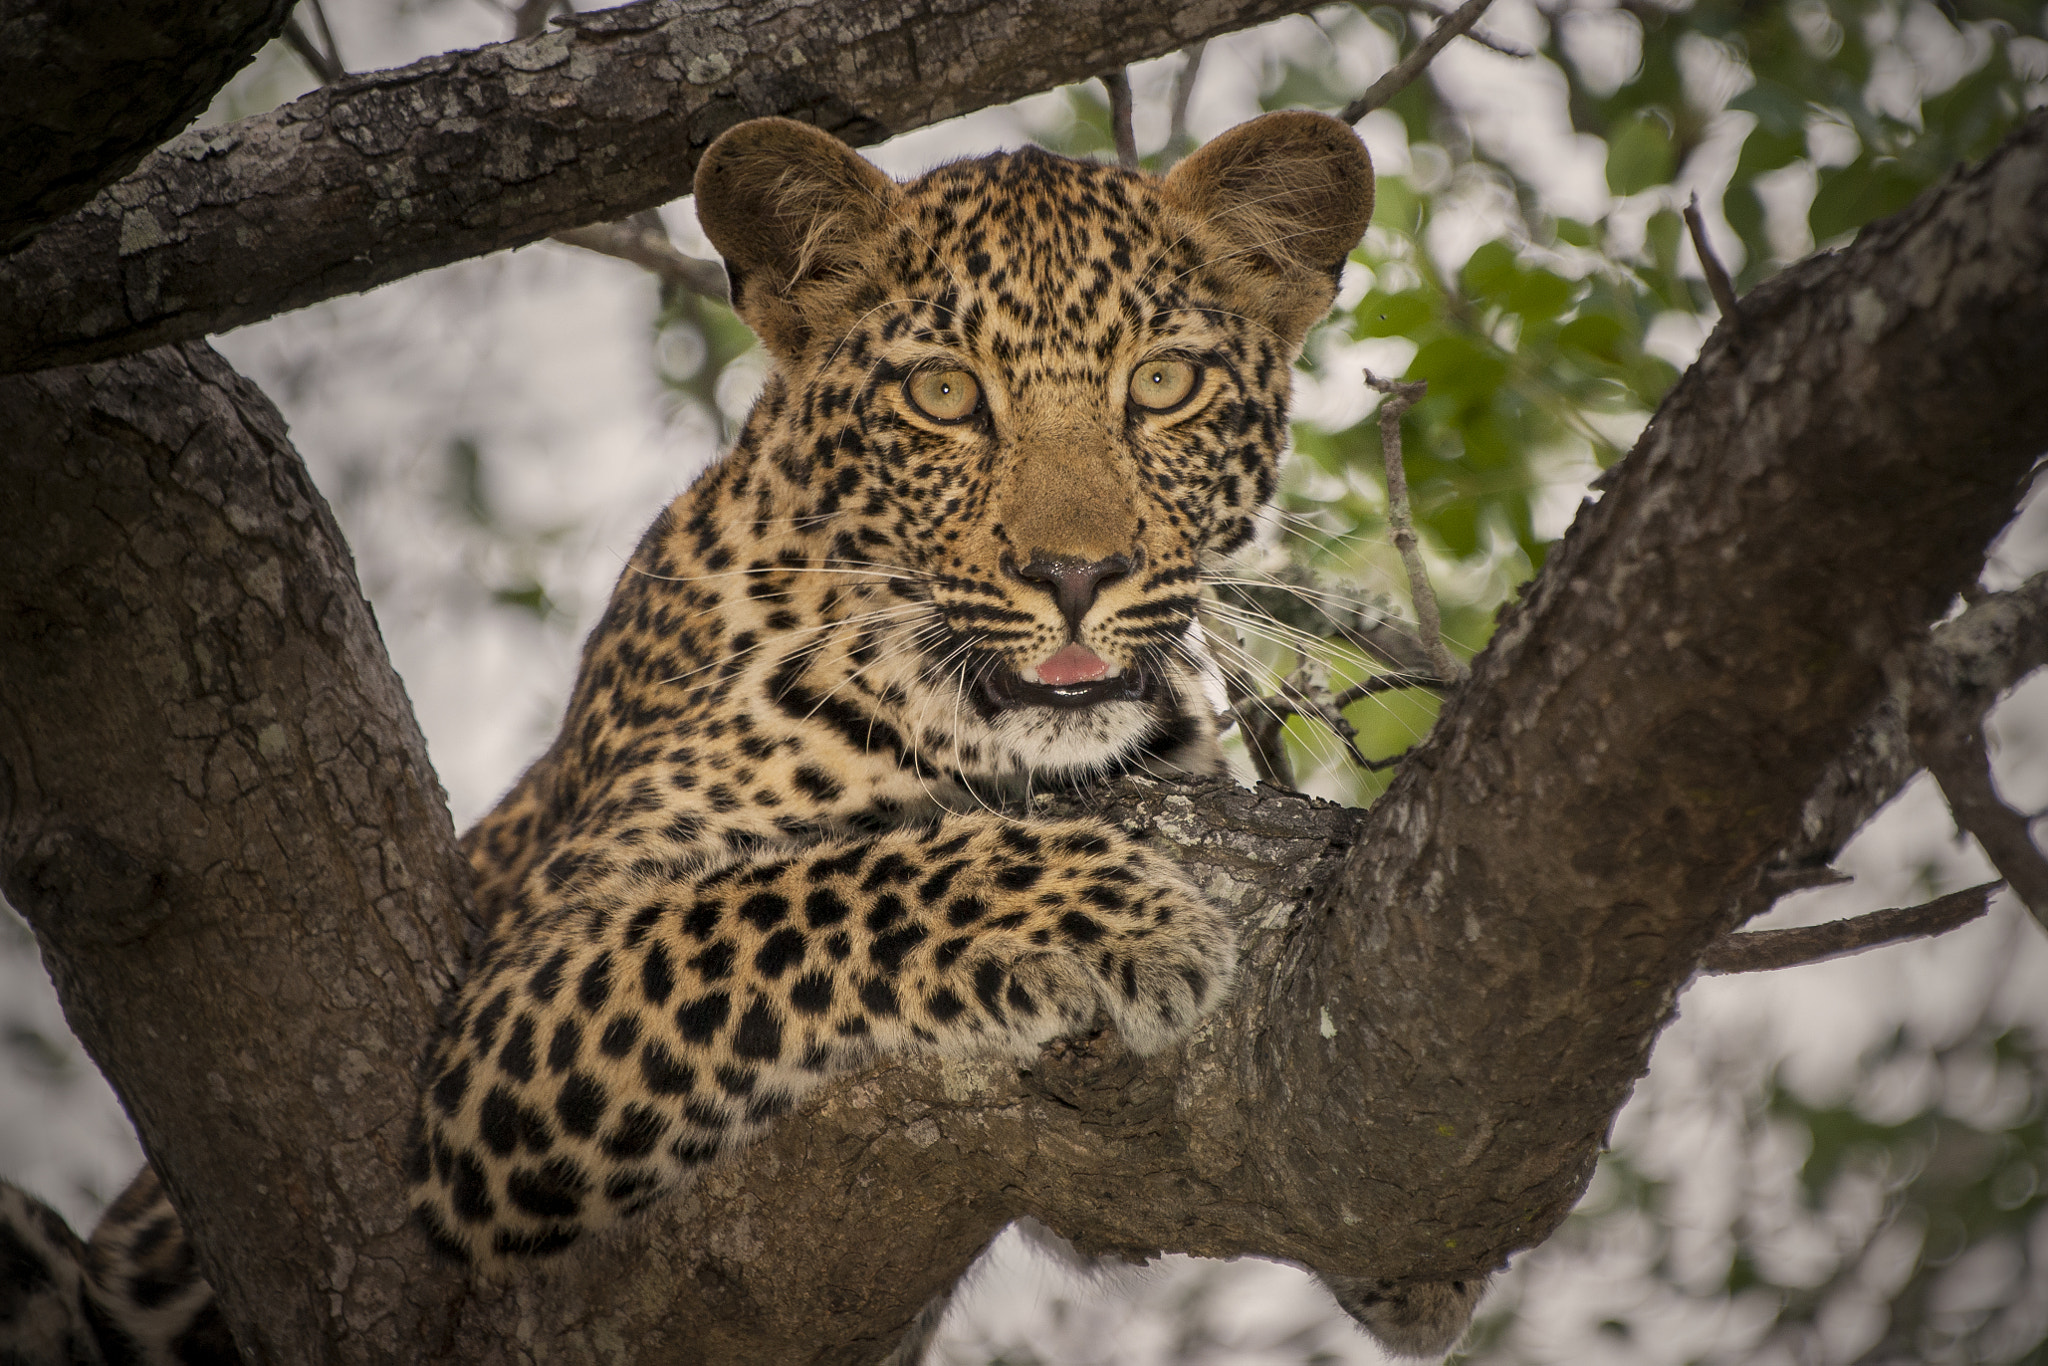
[1036,644,1111,686]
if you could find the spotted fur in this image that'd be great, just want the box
[0,1167,236,1366]
[407,110,1376,1267]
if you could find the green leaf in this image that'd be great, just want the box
[1607,113,1676,196]
[1371,176,1422,235]
[1734,122,1807,179]
[1809,156,1923,243]
[1553,218,1597,248]
[1508,269,1575,321]
[1459,240,1519,304]
[1558,313,1629,365]
[1722,182,1768,269]
[1352,290,1434,338]
[1428,498,1480,556]
[1645,208,1683,282]
[1729,81,1809,137]
[1410,335,1508,405]
[492,582,555,619]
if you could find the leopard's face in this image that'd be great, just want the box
[714,143,1351,779]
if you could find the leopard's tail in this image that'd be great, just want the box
[0,1165,238,1366]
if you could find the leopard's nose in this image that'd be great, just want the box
[1008,551,1134,634]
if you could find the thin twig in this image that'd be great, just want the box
[1753,863,1855,898]
[1683,192,1741,322]
[1367,0,1531,57]
[1902,571,2048,934]
[1210,576,1446,685]
[552,214,730,303]
[281,15,344,84]
[1910,680,2048,937]
[511,0,563,39]
[306,0,344,76]
[1103,69,1140,168]
[1331,674,1436,706]
[1699,882,2001,973]
[1236,674,1408,784]
[1364,371,1466,685]
[1342,0,1499,121]
[1165,42,1207,163]
[1278,674,1393,772]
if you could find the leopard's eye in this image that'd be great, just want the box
[904,369,981,423]
[1129,358,1201,413]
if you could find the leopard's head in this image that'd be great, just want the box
[694,112,1372,778]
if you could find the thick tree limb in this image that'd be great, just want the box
[0,343,478,1359]
[1699,882,2000,974]
[0,0,295,253]
[4,85,2045,1366]
[0,0,1334,375]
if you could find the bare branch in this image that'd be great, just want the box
[1699,882,2001,973]
[511,0,562,40]
[1341,0,1499,121]
[282,16,345,84]
[1899,571,2048,932]
[1910,682,2048,935]
[1166,41,1208,161]
[1103,68,1140,168]
[1742,571,2048,933]
[1,0,1344,374]
[1231,670,1409,784]
[306,0,345,77]
[1364,0,1531,57]
[552,211,730,302]
[0,0,295,251]
[1365,370,1467,685]
[1684,191,1741,323]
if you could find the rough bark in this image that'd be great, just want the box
[0,343,478,1360]
[0,0,295,253]
[0,0,1327,376]
[3,114,2043,1364]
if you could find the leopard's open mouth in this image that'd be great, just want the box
[979,664,1157,712]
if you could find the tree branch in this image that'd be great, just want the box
[1366,370,1467,684]
[1684,190,1741,324]
[0,0,295,252]
[1364,0,1530,58]
[1699,882,2000,974]
[1909,575,2048,932]
[1165,42,1207,163]
[1103,68,1140,168]
[0,0,1337,375]
[0,342,477,1360]
[282,11,347,85]
[552,211,731,302]
[1340,0,1498,121]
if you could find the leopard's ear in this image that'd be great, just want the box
[1162,111,1374,345]
[693,118,901,361]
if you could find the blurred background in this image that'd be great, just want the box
[4,0,2047,1360]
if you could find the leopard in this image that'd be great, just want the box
[1,110,1486,1363]
[0,1165,235,1365]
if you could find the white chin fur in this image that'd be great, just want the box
[986,700,1162,776]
